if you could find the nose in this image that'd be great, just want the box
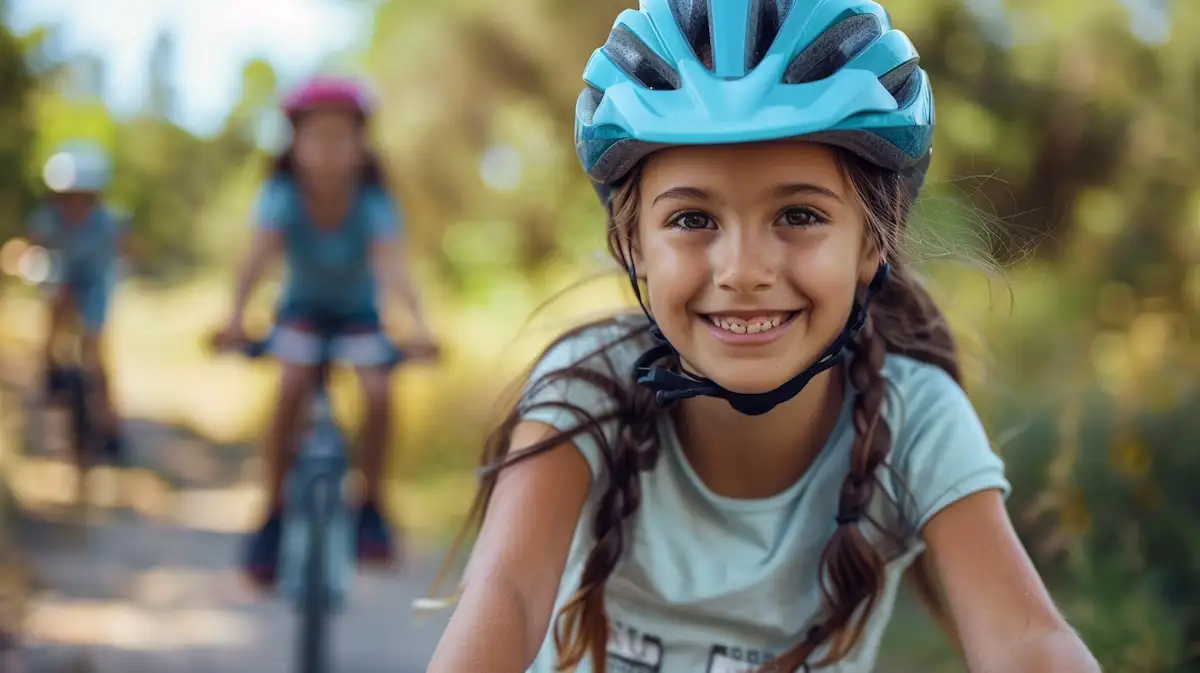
[710,224,779,293]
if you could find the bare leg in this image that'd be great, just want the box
[40,288,74,389]
[355,365,393,505]
[262,363,317,514]
[79,333,115,437]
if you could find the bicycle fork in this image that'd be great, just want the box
[278,439,355,611]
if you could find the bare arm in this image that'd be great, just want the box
[370,238,431,336]
[227,229,282,326]
[428,421,593,673]
[924,490,1100,673]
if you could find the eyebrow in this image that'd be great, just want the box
[651,181,845,207]
[770,182,845,204]
[652,186,711,206]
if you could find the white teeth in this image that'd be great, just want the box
[708,314,790,335]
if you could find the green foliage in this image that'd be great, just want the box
[0,18,36,239]
[360,0,1200,667]
[1,0,1197,667]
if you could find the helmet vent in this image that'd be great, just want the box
[602,24,681,90]
[745,0,794,72]
[668,0,714,70]
[879,58,921,107]
[782,12,881,85]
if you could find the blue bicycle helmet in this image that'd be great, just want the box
[43,140,112,194]
[575,0,934,205]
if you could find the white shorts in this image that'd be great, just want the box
[267,324,398,367]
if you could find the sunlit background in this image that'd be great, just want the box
[0,0,1195,671]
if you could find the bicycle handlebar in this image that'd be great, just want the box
[234,339,273,360]
[207,332,439,366]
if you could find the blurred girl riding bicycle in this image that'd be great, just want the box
[214,76,438,588]
[28,140,128,463]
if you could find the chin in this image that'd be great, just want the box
[695,364,793,395]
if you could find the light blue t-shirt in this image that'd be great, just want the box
[518,316,1010,673]
[254,177,401,317]
[27,202,125,287]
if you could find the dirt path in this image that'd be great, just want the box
[14,413,453,673]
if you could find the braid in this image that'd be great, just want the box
[766,152,964,671]
[434,149,966,673]
[768,313,893,671]
[554,353,664,670]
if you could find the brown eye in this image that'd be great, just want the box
[668,211,714,230]
[778,207,827,228]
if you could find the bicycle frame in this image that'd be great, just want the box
[232,323,413,673]
[239,338,359,673]
[277,366,356,615]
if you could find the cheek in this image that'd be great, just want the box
[294,140,319,165]
[788,235,862,324]
[641,235,706,312]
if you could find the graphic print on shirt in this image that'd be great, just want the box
[706,644,780,673]
[607,620,663,673]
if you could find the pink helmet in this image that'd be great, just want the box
[281,76,373,119]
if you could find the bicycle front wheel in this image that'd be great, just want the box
[297,475,333,673]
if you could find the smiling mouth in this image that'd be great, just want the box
[701,311,799,335]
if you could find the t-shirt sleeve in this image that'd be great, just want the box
[516,327,627,481]
[253,179,291,232]
[26,205,54,241]
[362,187,401,242]
[105,207,131,237]
[888,362,1011,533]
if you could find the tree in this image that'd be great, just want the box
[0,14,37,240]
[145,30,178,121]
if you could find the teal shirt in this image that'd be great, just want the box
[519,316,1010,673]
[27,202,125,286]
[254,177,401,317]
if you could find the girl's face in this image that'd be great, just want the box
[292,108,366,183]
[52,192,99,224]
[635,141,880,394]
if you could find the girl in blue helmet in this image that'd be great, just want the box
[214,76,438,588]
[29,140,128,461]
[430,1,1098,672]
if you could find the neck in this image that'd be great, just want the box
[300,176,357,226]
[674,364,845,499]
[56,202,96,226]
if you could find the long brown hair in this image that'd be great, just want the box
[435,148,963,671]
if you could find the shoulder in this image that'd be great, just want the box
[528,314,655,386]
[520,314,655,478]
[879,354,966,415]
[352,184,402,236]
[27,203,56,230]
[877,354,1009,532]
[257,176,298,207]
[254,177,298,225]
[357,184,400,220]
[358,183,393,206]
[96,204,129,231]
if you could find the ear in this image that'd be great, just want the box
[632,243,648,280]
[857,232,884,285]
[626,227,648,280]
